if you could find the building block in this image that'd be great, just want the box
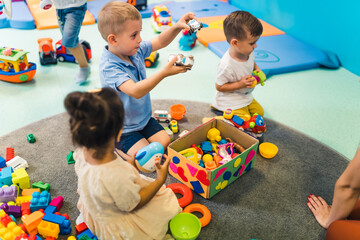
[30,191,50,212]
[6,147,14,161]
[14,233,40,240]
[77,228,97,240]
[0,212,13,227]
[12,168,30,189]
[16,196,32,206]
[22,188,41,196]
[0,167,14,185]
[75,222,88,235]
[42,213,71,235]
[44,205,56,214]
[21,211,45,235]
[21,201,31,216]
[0,185,17,203]
[67,151,75,164]
[6,156,29,170]
[0,156,6,168]
[78,234,92,240]
[0,203,21,217]
[32,182,50,192]
[37,220,60,239]
[27,133,36,143]
[0,220,24,239]
[49,196,63,212]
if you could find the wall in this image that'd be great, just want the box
[230,0,360,76]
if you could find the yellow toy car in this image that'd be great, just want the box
[145,51,159,68]
[169,120,178,133]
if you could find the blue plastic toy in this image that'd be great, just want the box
[179,29,198,51]
[135,142,164,173]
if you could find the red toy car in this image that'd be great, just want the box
[55,39,91,63]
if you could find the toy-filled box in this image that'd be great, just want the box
[168,118,259,199]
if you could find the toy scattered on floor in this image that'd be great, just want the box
[0,47,37,83]
[56,39,92,63]
[154,110,171,123]
[129,0,147,11]
[26,134,36,143]
[151,5,172,33]
[0,0,12,18]
[179,29,198,51]
[169,120,179,133]
[178,130,189,138]
[67,151,75,164]
[170,104,186,120]
[135,142,164,172]
[223,109,266,135]
[183,203,211,227]
[187,19,203,35]
[166,183,193,208]
[170,212,201,240]
[37,38,57,65]
[249,70,266,88]
[168,54,194,70]
[144,51,159,67]
[39,0,52,10]
[259,142,278,159]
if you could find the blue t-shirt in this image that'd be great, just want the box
[99,41,153,133]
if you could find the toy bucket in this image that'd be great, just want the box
[170,104,186,120]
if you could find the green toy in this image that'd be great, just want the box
[67,150,75,164]
[170,213,201,240]
[26,133,36,143]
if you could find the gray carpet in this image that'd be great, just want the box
[0,99,349,240]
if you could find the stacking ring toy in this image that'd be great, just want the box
[166,183,193,208]
[183,203,211,227]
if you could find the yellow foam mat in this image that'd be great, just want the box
[27,0,95,30]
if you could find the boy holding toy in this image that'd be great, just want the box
[97,2,195,160]
[212,11,265,121]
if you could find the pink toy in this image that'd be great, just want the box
[49,196,64,212]
[3,47,12,56]
[218,143,234,165]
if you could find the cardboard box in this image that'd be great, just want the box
[168,119,259,199]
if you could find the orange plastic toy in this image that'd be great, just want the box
[166,183,193,208]
[183,203,211,227]
[170,104,186,120]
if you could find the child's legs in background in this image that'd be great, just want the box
[248,98,264,117]
[326,199,360,240]
[233,107,251,121]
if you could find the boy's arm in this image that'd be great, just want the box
[119,57,186,99]
[151,12,195,52]
[216,74,253,92]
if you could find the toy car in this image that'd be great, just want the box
[128,0,147,11]
[168,54,194,70]
[151,5,172,33]
[154,110,171,123]
[55,39,92,63]
[187,19,203,35]
[144,51,159,68]
[169,120,178,133]
[37,38,57,65]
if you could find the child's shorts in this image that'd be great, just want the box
[56,3,87,48]
[117,117,164,154]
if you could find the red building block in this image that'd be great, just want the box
[75,222,88,235]
[6,147,14,161]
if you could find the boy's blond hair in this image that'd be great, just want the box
[223,11,263,43]
[98,1,141,42]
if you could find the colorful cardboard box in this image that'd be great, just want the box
[168,119,259,199]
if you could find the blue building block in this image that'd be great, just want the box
[43,213,72,235]
[44,205,57,214]
[232,115,244,126]
[30,191,50,212]
[77,229,97,240]
[0,167,13,185]
[0,156,6,168]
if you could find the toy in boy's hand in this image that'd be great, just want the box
[187,19,203,35]
[0,0,12,18]
[249,70,266,88]
[40,0,52,10]
[179,29,197,51]
[135,142,164,173]
[168,54,194,70]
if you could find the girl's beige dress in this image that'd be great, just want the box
[74,148,182,240]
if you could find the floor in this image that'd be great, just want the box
[0,2,359,160]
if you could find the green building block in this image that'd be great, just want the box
[67,151,75,164]
[26,134,36,143]
[32,181,50,192]
[78,234,92,240]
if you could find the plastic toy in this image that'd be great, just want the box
[164,127,174,141]
[200,141,213,154]
[170,213,201,240]
[144,51,159,67]
[6,156,29,170]
[168,54,194,70]
[178,130,189,138]
[179,29,197,51]
[12,168,30,189]
[169,120,179,133]
[217,143,234,165]
[37,38,57,65]
[259,142,278,159]
[151,5,172,33]
[0,0,12,18]
[135,142,164,173]
[179,148,200,164]
[206,128,221,142]
[21,210,45,235]
[39,0,52,10]
[32,181,50,192]
[223,109,266,135]
[166,183,193,208]
[226,138,246,153]
[6,147,14,161]
[253,70,266,86]
[170,104,186,120]
[67,151,75,164]
[0,47,37,83]
[202,154,213,163]
[38,220,60,239]
[128,0,147,11]
[55,39,92,63]
[0,185,17,203]
[183,203,211,227]
[26,133,36,143]
[187,19,203,35]
[153,110,171,123]
[42,212,72,235]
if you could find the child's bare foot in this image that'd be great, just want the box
[307,194,331,228]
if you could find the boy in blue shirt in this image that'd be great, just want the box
[98,2,195,160]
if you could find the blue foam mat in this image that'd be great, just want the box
[164,0,240,21]
[0,1,35,29]
[208,34,340,76]
[87,0,156,21]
